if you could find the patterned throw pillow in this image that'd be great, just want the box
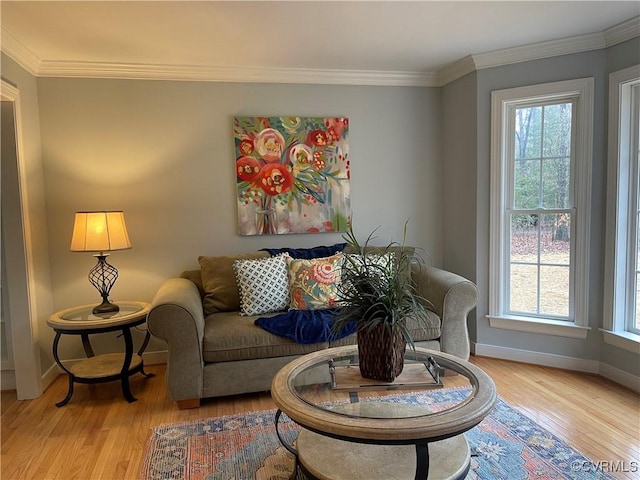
[341,253,395,297]
[233,254,290,316]
[287,253,344,310]
[343,253,394,275]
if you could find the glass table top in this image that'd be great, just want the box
[60,303,145,321]
[48,301,150,330]
[289,348,475,420]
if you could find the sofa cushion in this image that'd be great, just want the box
[405,310,441,341]
[199,252,269,315]
[203,312,328,363]
[233,254,290,316]
[287,253,344,310]
[327,309,442,347]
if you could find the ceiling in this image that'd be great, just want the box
[2,1,639,86]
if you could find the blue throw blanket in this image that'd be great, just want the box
[260,243,347,259]
[255,308,356,344]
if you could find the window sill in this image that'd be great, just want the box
[600,329,640,354]
[487,315,590,339]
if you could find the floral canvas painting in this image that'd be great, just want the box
[234,116,350,235]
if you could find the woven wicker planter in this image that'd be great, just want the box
[357,323,407,382]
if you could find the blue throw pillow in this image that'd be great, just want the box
[260,243,347,259]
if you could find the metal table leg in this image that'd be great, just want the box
[137,330,155,378]
[415,442,429,480]
[120,327,137,403]
[52,332,75,407]
[275,409,300,480]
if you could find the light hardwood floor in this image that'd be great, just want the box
[1,356,638,480]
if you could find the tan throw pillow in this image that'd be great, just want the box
[198,252,269,315]
[180,270,205,298]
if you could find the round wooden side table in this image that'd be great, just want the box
[47,300,154,407]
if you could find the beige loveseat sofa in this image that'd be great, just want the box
[147,247,478,409]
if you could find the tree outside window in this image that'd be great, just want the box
[489,78,593,338]
[509,102,574,319]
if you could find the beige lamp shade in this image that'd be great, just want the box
[70,211,132,253]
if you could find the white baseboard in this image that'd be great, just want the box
[142,350,168,365]
[53,350,169,368]
[40,346,640,395]
[1,370,16,391]
[37,350,168,395]
[136,348,640,393]
[473,341,640,393]
[41,363,62,392]
[3,364,60,394]
[473,342,600,372]
[599,362,640,393]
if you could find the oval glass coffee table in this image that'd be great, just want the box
[271,345,496,480]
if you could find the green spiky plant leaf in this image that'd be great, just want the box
[332,222,431,351]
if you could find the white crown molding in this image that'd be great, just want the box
[436,55,477,87]
[1,26,40,75]
[36,61,439,87]
[471,32,607,72]
[604,15,640,47]
[436,31,605,86]
[2,17,638,87]
[429,16,639,87]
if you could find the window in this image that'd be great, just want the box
[510,102,573,319]
[603,65,640,353]
[489,79,593,339]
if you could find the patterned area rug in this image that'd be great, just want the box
[140,389,615,480]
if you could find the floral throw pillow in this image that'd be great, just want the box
[287,253,344,310]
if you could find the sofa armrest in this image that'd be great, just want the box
[412,265,478,360]
[147,278,205,402]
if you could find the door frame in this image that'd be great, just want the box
[1,79,42,398]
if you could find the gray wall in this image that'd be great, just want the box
[2,34,639,380]
[600,38,640,374]
[1,56,55,377]
[33,78,443,359]
[443,37,639,377]
[442,72,478,341]
[475,49,607,361]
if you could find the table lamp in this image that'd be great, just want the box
[70,211,132,314]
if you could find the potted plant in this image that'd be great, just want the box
[332,223,431,382]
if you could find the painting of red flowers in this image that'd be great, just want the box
[234,116,350,235]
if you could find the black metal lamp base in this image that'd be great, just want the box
[92,300,120,315]
[89,254,120,316]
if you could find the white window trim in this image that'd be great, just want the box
[603,64,640,354]
[488,78,594,339]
